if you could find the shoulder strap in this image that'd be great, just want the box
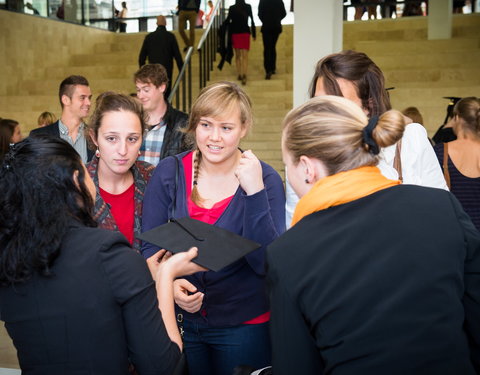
[393,139,403,183]
[443,143,451,189]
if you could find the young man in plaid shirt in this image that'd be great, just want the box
[134,64,189,166]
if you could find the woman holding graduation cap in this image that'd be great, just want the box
[141,81,286,375]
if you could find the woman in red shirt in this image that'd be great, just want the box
[87,92,154,251]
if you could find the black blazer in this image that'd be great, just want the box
[138,26,184,78]
[0,223,180,374]
[267,185,480,375]
[258,0,286,33]
[30,121,95,162]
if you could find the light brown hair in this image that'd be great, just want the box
[88,92,147,148]
[453,97,480,137]
[37,111,57,127]
[402,106,423,125]
[186,81,253,205]
[134,64,169,88]
[283,95,405,175]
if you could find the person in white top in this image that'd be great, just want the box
[285,50,448,227]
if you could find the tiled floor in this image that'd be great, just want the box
[0,325,18,370]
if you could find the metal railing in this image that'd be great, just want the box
[168,0,226,112]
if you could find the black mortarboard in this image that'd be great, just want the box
[138,217,261,272]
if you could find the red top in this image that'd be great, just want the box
[182,152,270,324]
[99,183,135,245]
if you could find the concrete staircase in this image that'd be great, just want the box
[344,14,480,134]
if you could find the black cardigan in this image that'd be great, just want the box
[267,185,480,375]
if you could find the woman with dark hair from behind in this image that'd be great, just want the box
[0,119,22,160]
[0,136,204,374]
[434,97,480,230]
[268,95,480,375]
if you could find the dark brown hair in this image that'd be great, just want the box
[0,119,19,160]
[309,50,391,117]
[58,75,90,108]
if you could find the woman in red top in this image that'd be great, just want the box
[87,92,154,251]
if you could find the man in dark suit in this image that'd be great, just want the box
[30,75,93,162]
[138,15,183,98]
[258,0,286,80]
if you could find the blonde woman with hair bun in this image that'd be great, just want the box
[142,81,285,375]
[267,95,480,375]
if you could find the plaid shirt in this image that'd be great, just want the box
[86,156,155,252]
[138,121,167,166]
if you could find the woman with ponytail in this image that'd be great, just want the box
[267,95,480,375]
[433,97,480,230]
[141,81,285,375]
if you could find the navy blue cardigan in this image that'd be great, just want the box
[142,151,286,326]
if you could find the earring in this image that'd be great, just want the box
[95,149,100,158]
[305,178,310,184]
[138,150,141,156]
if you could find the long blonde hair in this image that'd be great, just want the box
[185,81,253,205]
[283,95,405,176]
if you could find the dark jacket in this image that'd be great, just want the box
[178,0,200,12]
[142,152,286,327]
[86,157,155,252]
[258,0,286,33]
[217,20,233,70]
[139,25,183,79]
[225,2,256,39]
[0,222,181,374]
[160,101,190,159]
[30,120,94,162]
[268,185,480,375]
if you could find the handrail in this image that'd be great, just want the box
[168,0,225,112]
[168,46,193,112]
[197,0,223,49]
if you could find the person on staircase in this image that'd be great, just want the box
[178,0,200,51]
[225,0,256,85]
[138,15,184,98]
[134,64,190,166]
[258,0,286,80]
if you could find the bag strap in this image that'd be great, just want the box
[393,139,403,183]
[443,142,451,189]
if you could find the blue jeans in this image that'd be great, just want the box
[182,320,271,375]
